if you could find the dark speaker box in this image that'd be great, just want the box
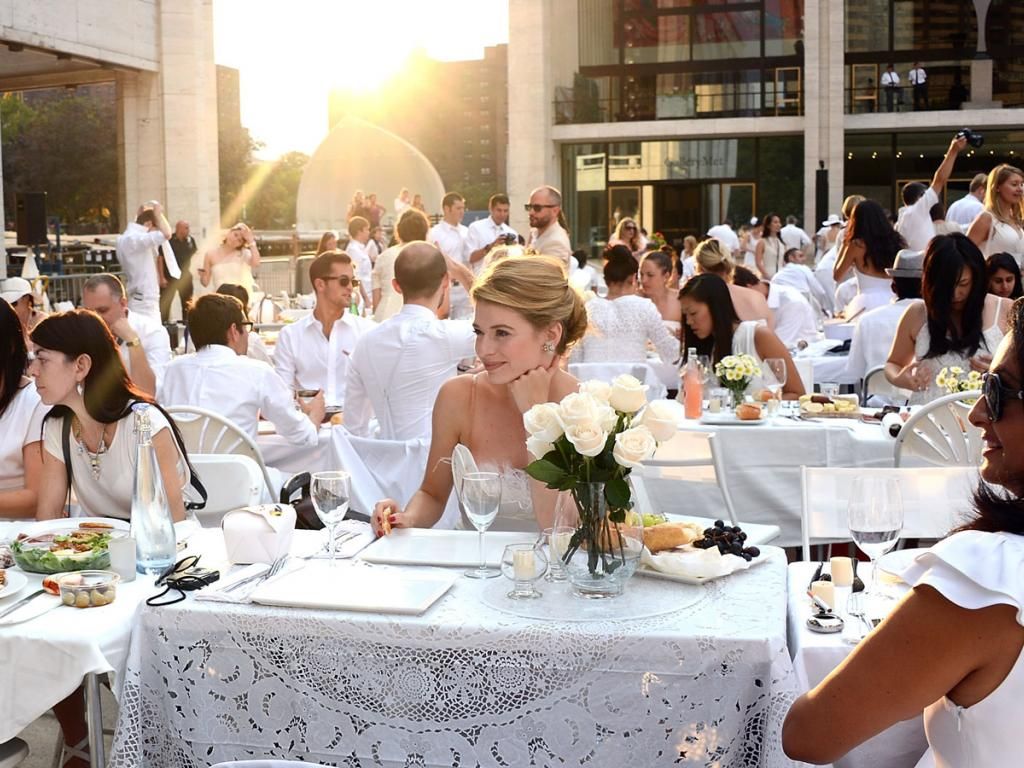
[16,192,47,246]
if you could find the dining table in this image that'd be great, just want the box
[108,528,806,768]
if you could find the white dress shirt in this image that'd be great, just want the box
[161,344,317,446]
[0,381,47,491]
[946,194,984,229]
[767,284,818,348]
[896,186,939,252]
[844,298,915,381]
[345,239,374,289]
[273,310,375,407]
[121,311,172,389]
[117,222,168,321]
[429,221,471,314]
[575,295,679,364]
[771,263,829,315]
[909,67,927,85]
[526,224,573,267]
[344,304,476,440]
[466,217,518,272]
[881,71,900,87]
[371,244,404,322]
[706,224,740,253]
[780,224,812,252]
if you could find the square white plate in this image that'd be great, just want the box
[360,529,536,568]
[699,413,766,426]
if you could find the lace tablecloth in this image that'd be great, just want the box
[109,548,801,767]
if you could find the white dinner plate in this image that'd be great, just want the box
[360,529,535,568]
[699,413,766,426]
[877,547,930,583]
[0,570,28,600]
[14,518,130,538]
[636,547,771,585]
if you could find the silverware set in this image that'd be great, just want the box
[222,553,290,598]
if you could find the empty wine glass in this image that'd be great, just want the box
[311,471,351,566]
[539,526,574,582]
[461,472,502,579]
[762,358,787,417]
[847,475,903,608]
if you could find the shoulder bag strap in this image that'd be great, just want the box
[61,415,73,517]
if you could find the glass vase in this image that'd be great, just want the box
[554,481,643,599]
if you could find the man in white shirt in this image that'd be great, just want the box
[881,64,900,112]
[81,274,170,396]
[895,132,966,252]
[345,216,373,308]
[161,293,323,445]
[945,173,987,229]
[772,248,830,317]
[117,202,172,322]
[429,192,471,319]
[844,249,923,383]
[908,62,928,110]
[274,251,375,408]
[345,242,476,440]
[707,219,740,255]
[466,194,518,273]
[525,185,572,268]
[373,208,431,323]
[780,215,813,257]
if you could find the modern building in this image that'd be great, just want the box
[0,0,220,276]
[328,45,509,208]
[508,0,1024,253]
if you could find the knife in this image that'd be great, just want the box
[0,588,46,621]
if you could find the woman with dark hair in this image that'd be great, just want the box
[639,249,683,338]
[834,199,906,316]
[987,252,1023,300]
[885,233,1010,396]
[784,298,1024,766]
[679,274,804,399]
[315,230,338,256]
[695,239,774,328]
[755,212,785,279]
[0,299,45,518]
[29,309,191,522]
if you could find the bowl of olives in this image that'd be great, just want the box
[57,570,120,609]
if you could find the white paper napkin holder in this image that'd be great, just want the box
[222,504,296,565]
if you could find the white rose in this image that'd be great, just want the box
[612,425,657,469]
[526,435,555,461]
[609,374,648,413]
[564,421,607,457]
[558,392,601,427]
[579,379,612,403]
[597,403,618,432]
[638,400,680,442]
[523,403,564,442]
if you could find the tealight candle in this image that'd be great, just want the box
[513,548,535,581]
[831,556,854,587]
[810,580,835,610]
[108,536,137,583]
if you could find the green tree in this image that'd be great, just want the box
[218,121,261,224]
[246,151,309,230]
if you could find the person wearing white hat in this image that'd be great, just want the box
[815,214,843,260]
[0,276,44,336]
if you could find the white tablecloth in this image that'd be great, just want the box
[786,561,928,768]
[677,417,896,546]
[257,425,336,478]
[109,531,803,767]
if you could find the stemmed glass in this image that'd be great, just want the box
[310,470,351,566]
[847,475,904,610]
[762,358,787,418]
[539,526,574,582]
[461,472,502,579]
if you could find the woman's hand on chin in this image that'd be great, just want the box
[509,357,560,414]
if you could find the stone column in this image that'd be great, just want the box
[965,0,1000,108]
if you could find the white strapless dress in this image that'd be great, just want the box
[451,444,537,532]
[210,257,255,297]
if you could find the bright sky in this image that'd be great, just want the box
[214,0,509,159]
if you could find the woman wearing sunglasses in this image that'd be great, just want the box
[609,217,646,255]
[885,233,1011,398]
[784,297,1024,766]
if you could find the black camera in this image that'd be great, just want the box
[504,233,518,245]
[957,128,984,149]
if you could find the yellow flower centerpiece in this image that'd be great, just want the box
[713,354,760,406]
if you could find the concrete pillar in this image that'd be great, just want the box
[0,113,6,278]
[964,0,1000,109]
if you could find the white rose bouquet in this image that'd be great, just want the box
[714,354,759,404]
[523,375,676,578]
[936,366,982,396]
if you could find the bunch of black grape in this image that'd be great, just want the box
[693,520,761,561]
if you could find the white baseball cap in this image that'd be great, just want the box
[0,276,32,304]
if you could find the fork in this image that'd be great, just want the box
[225,554,289,596]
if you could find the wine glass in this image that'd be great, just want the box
[539,526,575,582]
[762,358,787,417]
[847,475,903,609]
[461,472,502,579]
[310,471,351,566]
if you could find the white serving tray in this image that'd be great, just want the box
[636,548,770,585]
[359,528,536,568]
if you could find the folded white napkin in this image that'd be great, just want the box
[290,520,374,560]
[641,545,752,580]
[194,563,269,604]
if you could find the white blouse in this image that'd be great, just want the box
[575,295,679,364]
[0,381,47,491]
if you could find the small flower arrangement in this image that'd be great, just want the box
[936,366,983,395]
[714,354,760,402]
[649,231,667,250]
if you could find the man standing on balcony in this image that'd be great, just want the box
[525,186,572,269]
[881,64,900,112]
[908,62,928,110]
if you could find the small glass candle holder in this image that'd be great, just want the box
[539,526,574,582]
[500,543,548,599]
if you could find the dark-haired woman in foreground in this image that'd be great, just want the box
[784,297,1024,766]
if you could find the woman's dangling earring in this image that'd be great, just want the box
[542,342,555,354]
[76,382,84,397]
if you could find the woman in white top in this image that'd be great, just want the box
[575,252,679,364]
[29,310,190,522]
[755,213,786,279]
[784,298,1024,766]
[371,256,586,534]
[639,249,683,338]
[834,199,906,317]
[967,164,1024,264]
[0,300,45,518]
[199,222,261,297]
[678,274,804,399]
[885,234,1010,393]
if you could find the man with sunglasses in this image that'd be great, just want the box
[524,185,572,268]
[274,251,375,409]
[161,293,323,445]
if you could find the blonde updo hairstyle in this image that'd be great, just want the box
[471,255,587,355]
[694,238,736,280]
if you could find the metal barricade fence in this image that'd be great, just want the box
[254,256,293,297]
[35,268,123,309]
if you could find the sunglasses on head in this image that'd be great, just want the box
[322,276,360,287]
[524,204,557,213]
[982,371,1024,422]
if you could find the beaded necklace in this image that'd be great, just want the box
[72,417,110,481]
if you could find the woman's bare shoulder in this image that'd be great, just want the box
[437,373,474,402]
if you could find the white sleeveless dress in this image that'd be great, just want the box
[902,530,1024,768]
[209,251,256,297]
[730,320,767,393]
[980,211,1024,265]
[759,237,785,278]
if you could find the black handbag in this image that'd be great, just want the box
[279,471,371,529]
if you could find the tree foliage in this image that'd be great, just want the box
[218,120,261,223]
[245,151,309,230]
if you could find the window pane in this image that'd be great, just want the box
[579,0,618,66]
[846,0,889,52]
[764,0,804,57]
[626,15,690,64]
[693,12,760,60]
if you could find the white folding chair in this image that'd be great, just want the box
[799,465,977,560]
[568,362,669,400]
[792,357,814,394]
[861,365,908,406]
[166,407,277,499]
[189,454,266,527]
[893,391,982,467]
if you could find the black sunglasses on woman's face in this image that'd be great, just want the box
[982,372,1024,422]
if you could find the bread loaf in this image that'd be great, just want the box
[643,521,703,553]
[735,403,763,421]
